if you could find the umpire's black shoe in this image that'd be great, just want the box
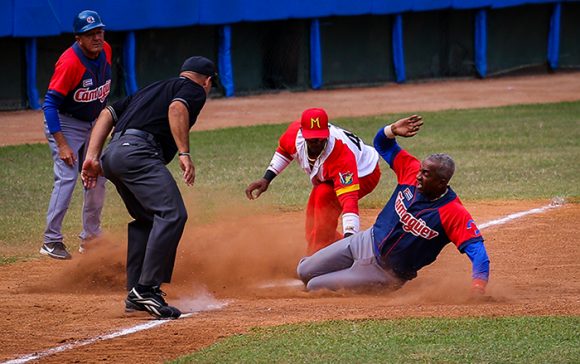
[126,286,181,320]
[40,242,72,260]
[124,299,145,314]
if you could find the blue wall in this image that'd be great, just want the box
[1,0,568,37]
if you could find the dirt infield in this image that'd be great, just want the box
[1,202,579,363]
[1,73,579,363]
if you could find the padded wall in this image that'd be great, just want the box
[487,4,551,74]
[560,3,580,68]
[404,10,475,80]
[0,38,25,110]
[231,20,309,94]
[320,15,393,86]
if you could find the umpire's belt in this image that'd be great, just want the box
[112,129,157,144]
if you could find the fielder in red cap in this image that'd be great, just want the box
[246,108,381,255]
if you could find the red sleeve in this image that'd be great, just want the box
[438,197,483,249]
[47,48,85,96]
[337,191,358,214]
[103,41,112,65]
[276,120,300,158]
[325,140,360,214]
[391,149,421,186]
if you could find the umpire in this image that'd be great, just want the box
[81,56,216,319]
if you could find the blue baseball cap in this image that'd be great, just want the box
[73,10,105,35]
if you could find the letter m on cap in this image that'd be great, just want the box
[310,117,321,129]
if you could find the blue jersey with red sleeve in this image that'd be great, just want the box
[45,41,112,124]
[371,129,485,281]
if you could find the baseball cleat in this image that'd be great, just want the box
[126,286,181,319]
[40,242,72,260]
[124,299,145,313]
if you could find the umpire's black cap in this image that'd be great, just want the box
[180,56,217,78]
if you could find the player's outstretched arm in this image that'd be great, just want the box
[463,241,490,297]
[245,178,271,200]
[388,114,423,138]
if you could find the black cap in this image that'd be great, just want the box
[180,56,217,77]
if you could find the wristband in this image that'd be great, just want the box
[342,212,360,236]
[178,152,191,157]
[384,124,396,139]
[263,169,277,182]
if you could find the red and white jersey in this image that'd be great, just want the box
[266,120,379,236]
[268,120,379,189]
[327,123,379,178]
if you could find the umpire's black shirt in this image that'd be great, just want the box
[107,76,206,164]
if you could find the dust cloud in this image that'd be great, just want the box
[26,191,515,305]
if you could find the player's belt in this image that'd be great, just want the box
[112,128,157,144]
[59,112,92,122]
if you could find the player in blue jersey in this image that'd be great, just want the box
[297,115,490,296]
[40,10,111,259]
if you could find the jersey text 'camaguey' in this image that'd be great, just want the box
[372,129,483,280]
[46,41,112,122]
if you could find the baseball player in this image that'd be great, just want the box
[246,108,381,255]
[297,115,490,295]
[40,10,111,260]
[82,56,217,319]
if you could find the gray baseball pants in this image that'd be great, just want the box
[297,228,403,291]
[101,133,187,290]
[44,115,106,244]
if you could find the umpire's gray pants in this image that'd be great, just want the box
[297,228,402,291]
[44,115,106,244]
[101,135,187,290]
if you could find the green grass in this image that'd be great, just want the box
[0,101,579,259]
[190,101,580,207]
[173,316,580,364]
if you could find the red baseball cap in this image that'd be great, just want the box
[301,108,330,139]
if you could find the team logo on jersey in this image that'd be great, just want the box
[339,171,354,185]
[403,187,413,200]
[73,80,111,103]
[82,79,93,87]
[87,16,95,24]
[467,219,481,236]
[311,117,321,129]
[395,191,439,239]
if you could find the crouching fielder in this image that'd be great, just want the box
[297,115,490,295]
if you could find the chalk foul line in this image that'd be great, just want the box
[479,199,564,230]
[3,314,192,364]
[2,200,565,364]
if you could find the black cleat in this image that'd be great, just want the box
[124,299,145,313]
[126,286,181,319]
[40,242,72,260]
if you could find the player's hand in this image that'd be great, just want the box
[58,143,77,166]
[81,159,102,189]
[245,178,270,200]
[391,114,423,138]
[53,132,77,166]
[179,155,195,186]
[471,278,487,296]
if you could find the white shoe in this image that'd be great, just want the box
[79,240,87,253]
